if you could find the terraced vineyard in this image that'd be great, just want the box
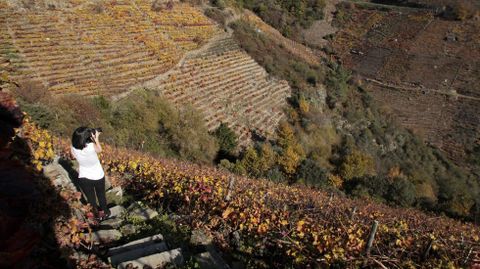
[332,6,480,164]
[1,0,293,145]
[145,33,291,145]
[241,10,321,66]
[0,0,219,96]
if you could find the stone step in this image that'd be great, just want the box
[109,242,168,266]
[91,229,122,245]
[195,251,231,269]
[108,233,164,256]
[109,205,126,219]
[127,202,158,221]
[117,248,184,269]
[99,217,123,229]
[106,186,123,205]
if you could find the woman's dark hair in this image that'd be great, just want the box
[72,126,91,150]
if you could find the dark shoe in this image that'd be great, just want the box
[104,208,111,218]
[97,209,111,221]
[86,211,99,226]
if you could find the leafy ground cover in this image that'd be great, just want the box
[52,139,480,268]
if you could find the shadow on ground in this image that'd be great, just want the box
[0,92,70,268]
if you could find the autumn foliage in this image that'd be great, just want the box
[65,143,480,268]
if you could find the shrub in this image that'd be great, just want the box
[210,0,226,9]
[339,150,375,181]
[257,143,277,173]
[59,94,103,127]
[13,79,48,103]
[21,0,35,9]
[387,178,416,207]
[469,144,480,166]
[152,0,174,12]
[205,8,226,25]
[240,147,261,177]
[295,159,328,188]
[265,167,286,183]
[18,102,55,129]
[92,1,105,14]
[213,123,237,153]
[442,2,475,21]
[158,104,219,163]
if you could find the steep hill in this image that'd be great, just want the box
[0,0,219,95]
[141,32,290,145]
[0,0,292,144]
[39,123,480,268]
[331,2,480,166]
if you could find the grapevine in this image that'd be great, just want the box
[53,138,480,268]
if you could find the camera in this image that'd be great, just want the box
[86,127,102,143]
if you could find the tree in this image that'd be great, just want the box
[257,143,277,173]
[295,159,328,187]
[277,121,296,148]
[276,122,305,176]
[339,150,375,181]
[387,178,416,207]
[240,147,261,177]
[213,123,238,155]
[278,145,304,176]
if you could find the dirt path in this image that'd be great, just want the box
[366,78,480,101]
[302,0,340,47]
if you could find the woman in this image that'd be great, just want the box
[71,127,110,220]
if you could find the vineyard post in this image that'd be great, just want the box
[365,220,379,256]
[350,207,357,219]
[463,247,473,266]
[225,177,235,202]
[422,239,434,260]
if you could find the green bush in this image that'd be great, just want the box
[157,104,219,164]
[295,159,328,188]
[210,0,226,9]
[387,178,416,207]
[235,0,325,39]
[213,123,238,155]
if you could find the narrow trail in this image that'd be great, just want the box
[365,78,480,102]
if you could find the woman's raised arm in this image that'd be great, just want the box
[91,131,102,153]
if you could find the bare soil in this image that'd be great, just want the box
[331,4,480,165]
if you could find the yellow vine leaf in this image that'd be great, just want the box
[222,207,234,219]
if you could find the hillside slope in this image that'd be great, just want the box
[2,89,479,267]
[53,135,480,268]
[331,3,480,166]
[0,0,294,145]
[141,32,290,145]
[0,0,219,95]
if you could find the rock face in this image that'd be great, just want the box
[108,234,165,256]
[109,205,126,219]
[100,217,124,229]
[117,248,184,269]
